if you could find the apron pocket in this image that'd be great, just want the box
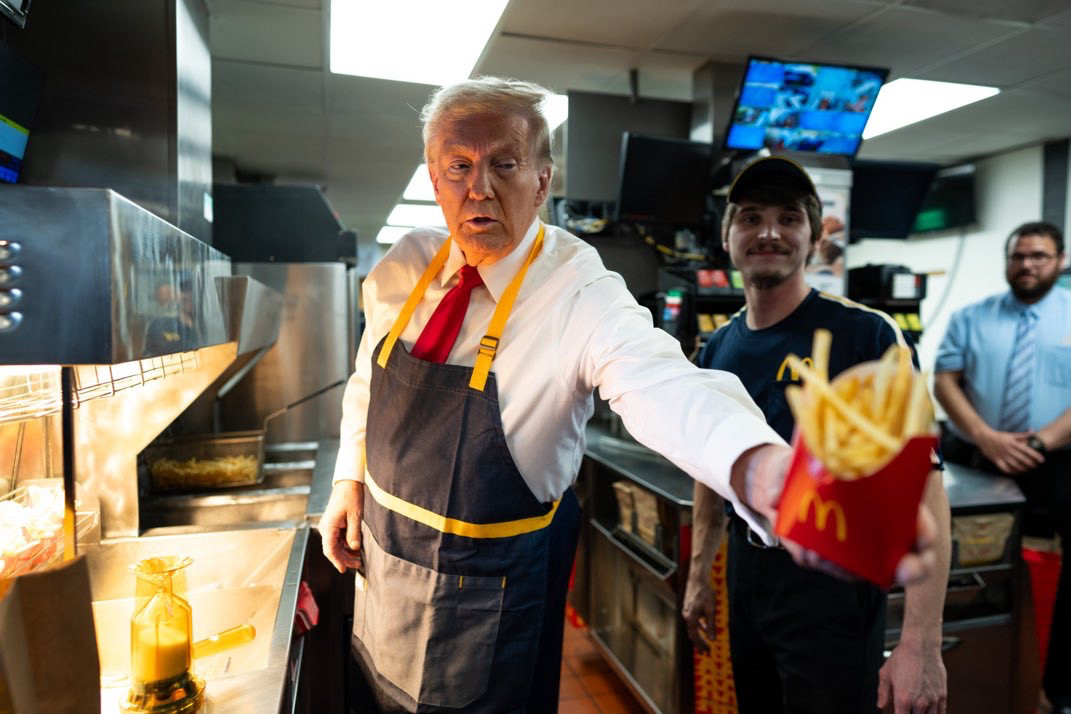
[354,523,504,709]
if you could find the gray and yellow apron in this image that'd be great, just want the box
[351,225,582,712]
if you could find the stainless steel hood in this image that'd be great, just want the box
[0,187,231,365]
[219,275,283,357]
[0,186,286,536]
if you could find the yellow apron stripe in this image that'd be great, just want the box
[377,236,454,369]
[469,225,544,391]
[364,469,560,539]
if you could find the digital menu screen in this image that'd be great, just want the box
[726,56,888,157]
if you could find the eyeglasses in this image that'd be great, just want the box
[1007,252,1058,265]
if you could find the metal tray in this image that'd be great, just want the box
[145,431,266,492]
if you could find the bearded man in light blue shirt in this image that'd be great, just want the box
[934,220,1071,712]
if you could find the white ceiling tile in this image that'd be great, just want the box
[1040,8,1071,28]
[213,60,324,110]
[918,27,1071,86]
[904,0,1070,24]
[1020,66,1071,99]
[209,0,323,69]
[478,34,698,100]
[324,74,436,118]
[793,5,1017,78]
[499,0,706,50]
[655,1,880,58]
[891,90,1071,134]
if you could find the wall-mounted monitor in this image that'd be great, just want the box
[725,56,888,158]
[0,0,31,28]
[912,164,976,233]
[616,133,714,227]
[0,39,43,184]
[849,160,939,241]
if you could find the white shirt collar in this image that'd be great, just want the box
[441,219,541,303]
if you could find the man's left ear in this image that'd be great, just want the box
[535,165,552,205]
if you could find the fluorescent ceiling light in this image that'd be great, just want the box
[863,78,999,140]
[387,203,446,227]
[403,165,435,202]
[330,0,509,85]
[545,94,568,130]
[376,226,411,244]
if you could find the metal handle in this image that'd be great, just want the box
[261,379,346,429]
[591,519,677,581]
[947,570,986,592]
[192,624,256,659]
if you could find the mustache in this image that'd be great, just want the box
[747,241,791,255]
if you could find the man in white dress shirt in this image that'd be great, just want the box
[317,76,936,713]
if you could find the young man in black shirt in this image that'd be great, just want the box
[682,157,951,714]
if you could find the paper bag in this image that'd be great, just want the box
[0,556,101,714]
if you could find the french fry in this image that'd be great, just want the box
[785,385,821,456]
[871,346,899,417]
[881,346,913,436]
[812,329,832,381]
[902,371,931,438]
[785,355,900,452]
[784,330,935,479]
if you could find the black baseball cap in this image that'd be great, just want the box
[728,156,818,204]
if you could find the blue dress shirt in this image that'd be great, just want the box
[935,286,1071,446]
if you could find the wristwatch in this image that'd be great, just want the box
[1027,434,1048,456]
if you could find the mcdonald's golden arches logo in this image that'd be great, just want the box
[797,490,847,542]
[777,355,813,381]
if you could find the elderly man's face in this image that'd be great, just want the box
[428,111,550,265]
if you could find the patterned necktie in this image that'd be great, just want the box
[410,264,484,363]
[998,308,1038,433]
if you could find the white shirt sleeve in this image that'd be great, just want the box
[332,284,376,484]
[565,272,786,540]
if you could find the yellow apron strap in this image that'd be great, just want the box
[376,236,454,369]
[364,468,560,539]
[469,224,545,391]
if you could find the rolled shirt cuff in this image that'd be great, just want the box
[698,413,786,545]
[331,441,365,485]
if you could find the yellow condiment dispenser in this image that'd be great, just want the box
[120,556,205,714]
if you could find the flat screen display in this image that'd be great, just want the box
[726,56,888,157]
[0,39,43,184]
[912,164,976,233]
[616,133,713,226]
[849,160,938,241]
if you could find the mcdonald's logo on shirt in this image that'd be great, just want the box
[776,355,813,382]
[797,490,847,542]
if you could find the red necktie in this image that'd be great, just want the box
[410,264,484,363]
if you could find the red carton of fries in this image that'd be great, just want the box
[775,431,935,587]
[774,330,938,587]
